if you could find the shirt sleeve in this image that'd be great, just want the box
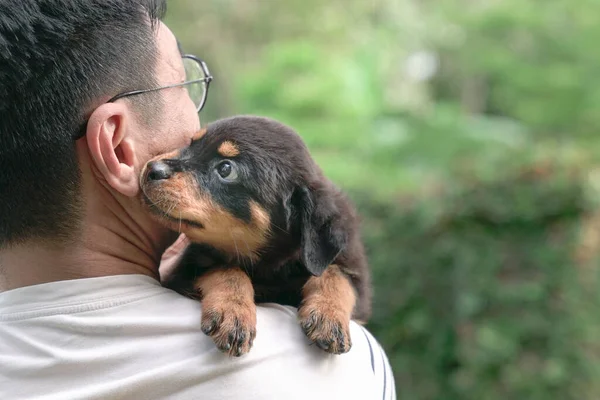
[358,325,396,400]
[215,303,397,400]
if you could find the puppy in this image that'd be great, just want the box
[140,115,372,357]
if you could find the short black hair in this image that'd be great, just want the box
[0,0,167,247]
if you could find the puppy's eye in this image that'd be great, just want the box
[215,160,238,181]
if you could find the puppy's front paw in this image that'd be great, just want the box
[299,300,352,354]
[298,265,356,354]
[194,268,256,357]
[201,299,257,357]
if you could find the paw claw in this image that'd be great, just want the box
[201,302,257,357]
[316,339,332,351]
[201,322,216,335]
[299,306,352,355]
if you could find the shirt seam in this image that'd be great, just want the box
[0,289,166,322]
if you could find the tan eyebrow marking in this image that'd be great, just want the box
[217,141,240,157]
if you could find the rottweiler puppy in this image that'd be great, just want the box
[140,115,372,357]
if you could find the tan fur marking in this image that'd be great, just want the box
[193,128,207,141]
[298,265,356,354]
[194,268,256,357]
[142,172,271,260]
[178,197,270,260]
[141,171,198,220]
[249,201,271,231]
[144,173,197,206]
[217,141,240,158]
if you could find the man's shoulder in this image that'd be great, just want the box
[0,274,395,399]
[146,280,375,358]
[139,281,396,398]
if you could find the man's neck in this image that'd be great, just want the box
[0,149,179,293]
[0,230,161,292]
[0,200,174,293]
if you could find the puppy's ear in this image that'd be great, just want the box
[294,186,346,276]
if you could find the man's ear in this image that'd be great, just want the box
[294,185,347,276]
[85,103,138,197]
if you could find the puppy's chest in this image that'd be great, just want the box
[173,244,312,307]
[244,258,311,307]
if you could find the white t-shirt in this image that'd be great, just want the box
[0,274,395,400]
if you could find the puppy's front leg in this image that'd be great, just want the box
[194,267,257,357]
[298,265,356,354]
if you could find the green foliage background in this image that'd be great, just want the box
[165,1,600,398]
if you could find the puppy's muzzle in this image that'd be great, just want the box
[145,160,173,181]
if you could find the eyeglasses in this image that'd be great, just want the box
[107,54,212,113]
[73,54,213,140]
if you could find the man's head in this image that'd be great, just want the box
[0,0,202,249]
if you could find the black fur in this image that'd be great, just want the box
[150,115,372,323]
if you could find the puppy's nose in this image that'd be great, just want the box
[146,161,173,181]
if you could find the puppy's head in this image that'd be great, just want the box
[140,115,346,274]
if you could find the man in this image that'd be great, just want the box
[0,1,395,399]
